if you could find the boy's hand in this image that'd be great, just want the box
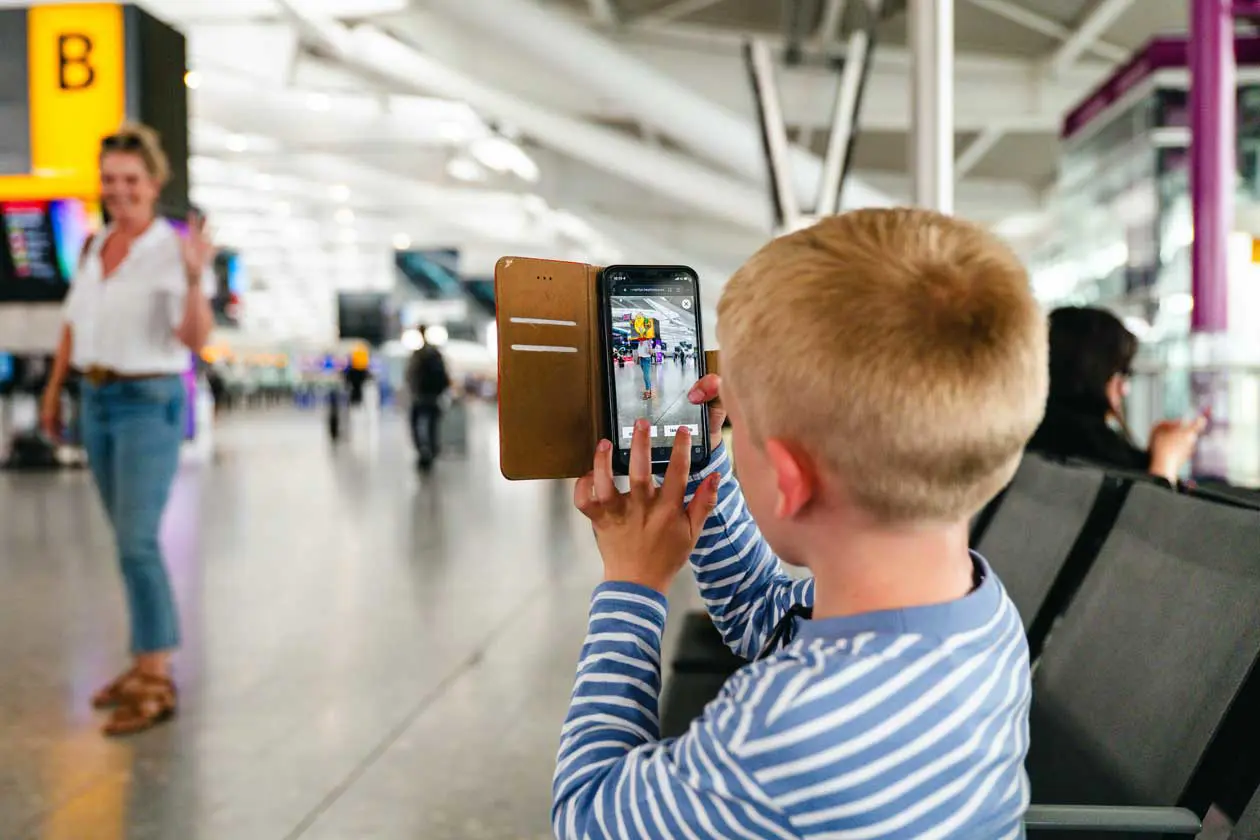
[574,419,721,594]
[688,374,726,450]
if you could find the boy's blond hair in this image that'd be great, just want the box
[717,208,1047,524]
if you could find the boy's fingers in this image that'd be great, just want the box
[688,374,721,405]
[573,472,599,518]
[687,474,721,535]
[660,427,692,503]
[628,418,654,497]
[593,439,617,503]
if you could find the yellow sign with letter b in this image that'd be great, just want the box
[0,3,124,200]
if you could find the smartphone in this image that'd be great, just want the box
[600,265,710,475]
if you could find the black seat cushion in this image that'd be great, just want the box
[670,610,747,674]
[974,455,1110,632]
[1027,483,1260,835]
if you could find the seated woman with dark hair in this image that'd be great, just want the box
[1028,306,1204,484]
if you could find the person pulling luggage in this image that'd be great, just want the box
[406,326,451,471]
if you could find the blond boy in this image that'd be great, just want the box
[554,209,1048,839]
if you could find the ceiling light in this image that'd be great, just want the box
[401,328,424,351]
[335,208,355,226]
[445,157,484,182]
[329,184,351,202]
[522,195,548,215]
[226,134,248,152]
[307,92,331,111]
[438,122,469,142]
[392,233,412,250]
[469,136,539,183]
[184,70,201,90]
[425,324,449,346]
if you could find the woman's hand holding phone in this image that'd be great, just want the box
[574,419,720,595]
[1148,412,1209,483]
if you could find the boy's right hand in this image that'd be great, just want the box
[688,374,726,450]
[573,420,720,594]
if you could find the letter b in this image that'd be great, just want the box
[57,33,95,90]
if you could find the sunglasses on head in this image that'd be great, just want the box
[101,134,143,151]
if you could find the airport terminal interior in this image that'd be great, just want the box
[2,0,1260,838]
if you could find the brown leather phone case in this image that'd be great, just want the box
[494,256,717,481]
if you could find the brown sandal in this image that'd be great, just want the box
[92,667,141,709]
[102,674,177,737]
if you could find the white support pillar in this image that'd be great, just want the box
[908,0,954,213]
[816,12,874,216]
[745,39,802,232]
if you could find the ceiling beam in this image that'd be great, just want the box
[961,0,1129,63]
[814,0,848,45]
[634,0,730,26]
[273,2,773,231]
[422,0,895,209]
[587,0,619,26]
[954,126,1004,179]
[1049,0,1137,76]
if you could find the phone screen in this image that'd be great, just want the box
[603,265,709,471]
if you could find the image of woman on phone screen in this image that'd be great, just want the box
[637,337,654,399]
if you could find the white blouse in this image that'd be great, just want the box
[62,219,210,375]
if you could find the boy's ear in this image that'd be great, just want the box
[765,438,817,519]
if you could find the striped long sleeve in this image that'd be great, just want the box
[552,583,796,840]
[684,444,815,658]
[553,446,1032,839]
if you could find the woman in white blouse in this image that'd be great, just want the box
[40,123,214,736]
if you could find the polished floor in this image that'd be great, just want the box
[0,403,698,840]
[612,358,704,443]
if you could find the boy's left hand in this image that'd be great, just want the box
[574,418,720,594]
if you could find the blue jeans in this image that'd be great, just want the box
[639,357,653,390]
[80,376,185,654]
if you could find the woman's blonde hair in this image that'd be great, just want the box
[717,208,1049,524]
[100,122,170,186]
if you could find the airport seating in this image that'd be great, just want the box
[658,453,1260,834]
[972,455,1123,652]
[1024,481,1260,837]
[1186,480,1260,512]
[659,611,748,738]
[1230,785,1260,839]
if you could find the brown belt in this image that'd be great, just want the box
[81,367,169,387]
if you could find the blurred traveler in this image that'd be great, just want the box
[406,326,450,471]
[1028,306,1205,484]
[39,123,214,736]
[344,346,371,408]
[206,365,226,418]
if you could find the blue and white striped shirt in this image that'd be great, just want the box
[553,444,1032,839]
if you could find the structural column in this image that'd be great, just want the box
[908,0,954,213]
[1189,0,1233,332]
[1187,0,1238,479]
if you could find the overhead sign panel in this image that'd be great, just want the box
[0,3,125,200]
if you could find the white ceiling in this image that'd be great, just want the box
[87,0,1186,343]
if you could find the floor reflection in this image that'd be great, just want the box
[1,403,614,840]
